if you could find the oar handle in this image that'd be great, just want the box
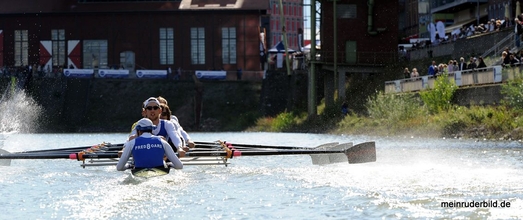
[69,152,120,161]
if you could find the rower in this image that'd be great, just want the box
[157,96,196,149]
[129,97,185,157]
[117,118,183,172]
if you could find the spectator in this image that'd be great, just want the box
[236,68,242,80]
[411,68,419,78]
[341,102,349,116]
[502,51,511,67]
[403,67,410,78]
[428,60,436,76]
[174,67,181,80]
[477,56,487,69]
[459,57,468,71]
[453,60,459,72]
[515,15,523,48]
[468,57,477,70]
[447,60,455,73]
[167,66,172,78]
[509,54,520,67]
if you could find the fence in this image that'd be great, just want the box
[385,65,503,93]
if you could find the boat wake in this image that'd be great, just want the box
[0,80,43,166]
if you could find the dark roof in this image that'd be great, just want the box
[0,0,268,14]
[180,0,269,10]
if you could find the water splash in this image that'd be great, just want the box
[0,79,43,133]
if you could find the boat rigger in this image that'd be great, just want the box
[0,140,377,173]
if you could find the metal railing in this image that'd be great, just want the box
[314,51,399,65]
[385,65,503,93]
[481,32,514,59]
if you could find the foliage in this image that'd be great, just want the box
[501,78,523,109]
[419,73,458,114]
[365,91,425,121]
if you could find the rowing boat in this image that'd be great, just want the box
[0,140,377,177]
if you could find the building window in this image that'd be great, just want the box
[191,27,205,65]
[222,27,236,64]
[159,28,174,65]
[83,40,108,69]
[338,4,357,19]
[14,30,28,67]
[52,29,66,68]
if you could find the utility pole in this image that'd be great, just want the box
[308,0,317,117]
[279,0,292,76]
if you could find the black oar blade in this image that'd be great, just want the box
[345,142,376,164]
[0,149,12,166]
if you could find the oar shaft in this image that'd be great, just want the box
[196,141,313,150]
[13,143,124,154]
[0,153,71,159]
[186,149,347,158]
[0,152,120,160]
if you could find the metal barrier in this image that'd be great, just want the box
[385,65,503,93]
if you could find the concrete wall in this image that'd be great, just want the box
[409,29,512,61]
[453,84,503,106]
[11,77,264,132]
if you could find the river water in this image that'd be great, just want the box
[0,132,522,219]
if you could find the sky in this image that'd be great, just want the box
[302,0,321,41]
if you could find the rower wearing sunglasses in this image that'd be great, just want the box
[128,97,185,157]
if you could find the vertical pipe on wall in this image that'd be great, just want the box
[279,0,292,76]
[308,0,317,117]
[333,0,338,107]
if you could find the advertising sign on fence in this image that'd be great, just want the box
[195,70,226,80]
[136,70,167,78]
[63,69,94,78]
[98,69,129,78]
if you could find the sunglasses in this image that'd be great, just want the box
[145,106,160,110]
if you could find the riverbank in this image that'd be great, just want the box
[248,107,523,142]
[249,77,523,142]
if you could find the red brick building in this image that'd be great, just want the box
[0,0,274,74]
[313,0,399,107]
[319,0,399,65]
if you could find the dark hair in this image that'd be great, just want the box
[160,103,171,120]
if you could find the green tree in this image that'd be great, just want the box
[419,73,458,114]
[501,78,523,109]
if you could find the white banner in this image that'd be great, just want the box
[136,70,168,78]
[98,69,129,78]
[493,65,502,83]
[63,69,94,78]
[195,70,226,80]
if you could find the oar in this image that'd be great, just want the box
[186,142,376,164]
[195,141,339,150]
[0,149,11,166]
[12,143,124,154]
[0,152,120,160]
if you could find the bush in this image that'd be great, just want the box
[365,91,424,122]
[271,112,296,131]
[501,78,523,109]
[419,73,458,114]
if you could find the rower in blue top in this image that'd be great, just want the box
[129,97,185,157]
[117,118,183,174]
